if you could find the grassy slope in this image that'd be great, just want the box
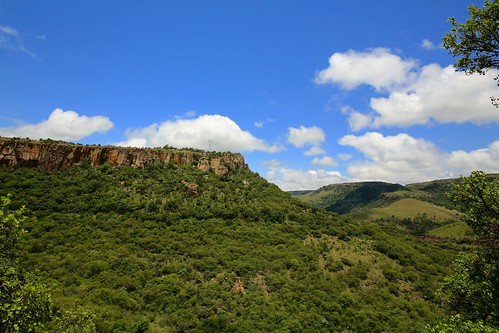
[348,198,463,222]
[428,222,472,239]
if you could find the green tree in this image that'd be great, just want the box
[443,0,499,106]
[450,171,499,242]
[426,172,499,331]
[0,195,96,333]
[424,314,499,333]
[0,195,53,332]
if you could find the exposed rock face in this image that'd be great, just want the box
[0,137,247,175]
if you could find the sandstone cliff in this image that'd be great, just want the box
[0,137,247,175]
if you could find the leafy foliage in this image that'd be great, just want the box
[442,0,499,105]
[427,171,499,331]
[424,314,499,333]
[0,195,97,333]
[449,171,499,242]
[0,195,53,333]
[0,163,461,332]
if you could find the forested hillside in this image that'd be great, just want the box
[0,151,462,332]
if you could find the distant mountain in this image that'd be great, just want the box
[293,174,499,217]
[290,179,471,239]
[291,181,410,214]
[290,175,494,240]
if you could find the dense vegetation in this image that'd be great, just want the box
[424,171,499,332]
[0,161,462,332]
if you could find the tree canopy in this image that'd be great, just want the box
[0,195,53,332]
[449,171,499,244]
[443,0,499,105]
[426,172,499,332]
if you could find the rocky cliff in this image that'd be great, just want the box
[0,137,247,175]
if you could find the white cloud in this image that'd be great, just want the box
[311,156,337,167]
[347,110,373,131]
[448,141,499,173]
[287,125,326,147]
[339,132,499,184]
[315,48,417,91]
[421,38,435,49]
[264,161,349,191]
[368,64,499,128]
[339,132,445,183]
[338,153,352,161]
[116,114,283,153]
[321,48,499,129]
[304,145,326,156]
[0,108,113,141]
[0,25,34,56]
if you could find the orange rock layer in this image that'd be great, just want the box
[0,137,247,175]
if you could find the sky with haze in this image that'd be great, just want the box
[1,0,499,190]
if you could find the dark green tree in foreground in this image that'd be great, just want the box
[425,172,499,332]
[0,195,53,332]
[443,0,499,106]
[451,171,499,242]
[0,195,96,333]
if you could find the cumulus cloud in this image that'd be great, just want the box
[319,48,499,129]
[448,141,499,173]
[347,110,373,131]
[116,114,283,153]
[287,125,326,147]
[304,145,326,156]
[263,160,348,191]
[315,48,417,91]
[0,108,113,141]
[339,132,499,184]
[0,25,34,56]
[311,156,337,167]
[369,64,499,127]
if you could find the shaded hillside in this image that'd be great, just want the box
[405,178,459,210]
[0,140,460,332]
[293,181,406,214]
[406,174,499,210]
[290,177,480,215]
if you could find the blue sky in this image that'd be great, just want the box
[1,0,499,190]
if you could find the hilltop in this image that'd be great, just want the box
[0,136,247,175]
[0,138,461,332]
[291,178,465,216]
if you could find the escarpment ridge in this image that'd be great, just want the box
[0,137,247,175]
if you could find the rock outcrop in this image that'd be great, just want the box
[0,137,247,175]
